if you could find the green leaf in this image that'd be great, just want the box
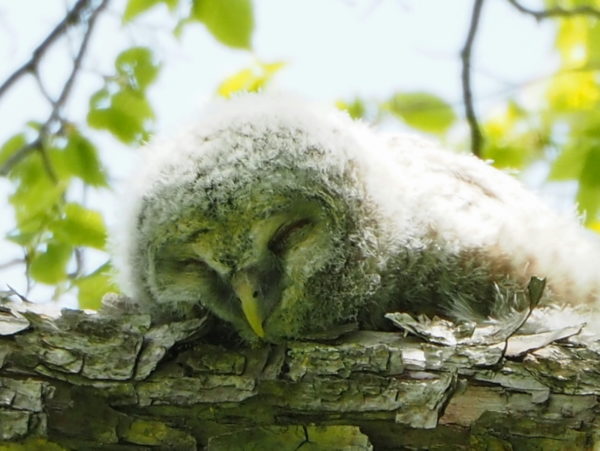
[6,231,38,246]
[124,0,162,22]
[123,0,178,23]
[9,154,66,233]
[217,61,285,98]
[29,241,73,284]
[0,133,27,167]
[87,48,158,144]
[89,88,111,109]
[336,98,366,120]
[112,89,154,118]
[577,146,600,222]
[386,92,456,134]
[88,88,153,144]
[192,0,254,49]
[587,21,600,63]
[546,72,600,112]
[76,263,119,310]
[62,132,107,186]
[116,47,160,92]
[483,142,528,169]
[49,203,107,250]
[549,143,588,180]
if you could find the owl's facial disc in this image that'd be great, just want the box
[230,217,317,337]
[150,196,336,342]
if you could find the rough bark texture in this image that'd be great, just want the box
[0,294,599,450]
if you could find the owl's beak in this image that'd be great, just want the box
[231,271,266,338]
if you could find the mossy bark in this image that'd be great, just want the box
[0,295,599,450]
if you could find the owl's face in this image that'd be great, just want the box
[123,98,385,343]
[143,175,366,343]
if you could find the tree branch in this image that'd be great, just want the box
[0,295,599,448]
[461,0,486,158]
[0,0,110,178]
[507,0,600,20]
[0,0,91,100]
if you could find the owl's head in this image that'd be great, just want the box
[115,94,383,343]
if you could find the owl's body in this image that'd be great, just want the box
[115,94,600,343]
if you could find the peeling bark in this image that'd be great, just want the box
[0,295,599,450]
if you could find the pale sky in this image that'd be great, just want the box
[0,0,559,305]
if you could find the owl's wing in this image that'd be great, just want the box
[384,133,600,311]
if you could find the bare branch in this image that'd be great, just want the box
[461,0,486,157]
[51,1,104,122]
[0,0,91,100]
[507,0,600,20]
[0,0,110,178]
[33,73,55,105]
[3,284,33,304]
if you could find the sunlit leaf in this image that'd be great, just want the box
[88,48,158,144]
[29,241,73,284]
[9,154,66,233]
[123,0,178,23]
[482,102,540,169]
[0,133,27,167]
[217,61,285,98]
[386,92,456,134]
[546,72,600,111]
[62,132,107,186]
[88,109,139,144]
[50,203,107,250]
[6,231,38,246]
[124,0,162,22]
[89,88,111,109]
[589,220,600,233]
[113,89,154,118]
[88,88,154,144]
[549,142,588,180]
[577,146,600,222]
[556,17,588,65]
[587,21,600,63]
[192,0,254,49]
[483,143,528,169]
[76,263,119,310]
[336,98,366,120]
[116,47,160,92]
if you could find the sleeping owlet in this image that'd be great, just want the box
[113,93,600,343]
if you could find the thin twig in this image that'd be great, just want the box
[0,0,110,178]
[5,284,33,304]
[461,0,486,158]
[39,137,59,183]
[33,72,56,105]
[52,1,103,122]
[507,0,600,20]
[0,0,91,100]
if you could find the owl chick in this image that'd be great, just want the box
[113,93,600,343]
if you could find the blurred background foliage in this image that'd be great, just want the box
[0,0,599,311]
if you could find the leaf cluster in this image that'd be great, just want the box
[0,0,262,308]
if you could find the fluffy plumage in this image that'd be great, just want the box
[114,93,600,343]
